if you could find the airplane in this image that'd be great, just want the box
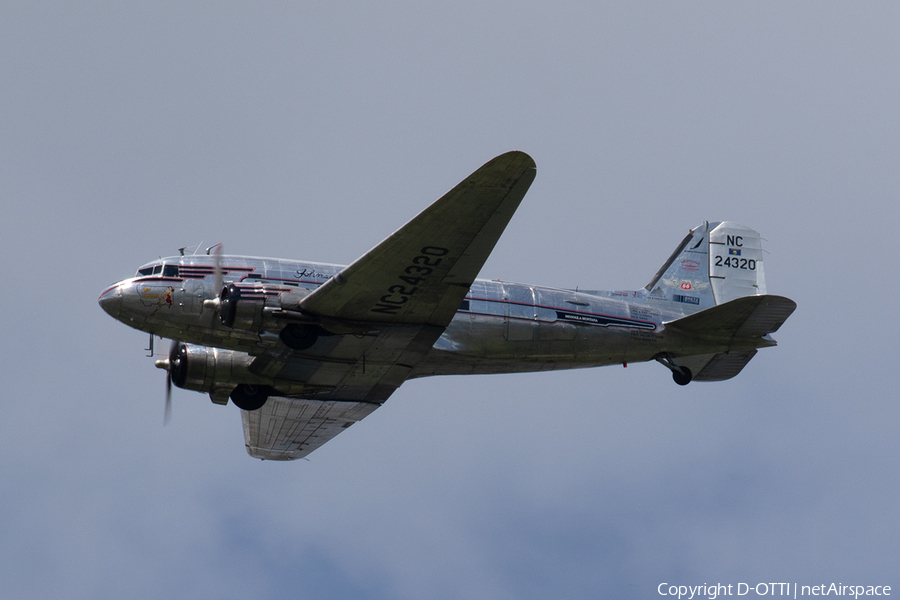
[99,151,796,461]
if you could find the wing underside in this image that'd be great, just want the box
[242,396,381,460]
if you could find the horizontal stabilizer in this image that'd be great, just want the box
[665,294,797,339]
[675,349,759,382]
[694,349,758,381]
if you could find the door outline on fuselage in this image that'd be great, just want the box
[503,283,536,341]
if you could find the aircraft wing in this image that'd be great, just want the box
[242,396,380,460]
[299,151,536,327]
[240,152,536,460]
[240,324,439,460]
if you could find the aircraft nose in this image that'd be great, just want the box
[98,283,123,319]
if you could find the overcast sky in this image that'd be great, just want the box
[2,3,898,599]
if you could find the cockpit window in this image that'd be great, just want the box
[163,265,179,277]
[136,264,164,277]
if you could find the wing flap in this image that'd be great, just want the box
[242,396,381,461]
[300,151,536,327]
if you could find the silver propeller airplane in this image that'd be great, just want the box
[100,151,796,461]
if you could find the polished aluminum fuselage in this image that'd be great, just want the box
[100,255,761,382]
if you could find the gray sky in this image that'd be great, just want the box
[2,3,898,599]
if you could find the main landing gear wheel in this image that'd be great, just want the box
[654,355,693,386]
[672,366,692,386]
[230,384,271,411]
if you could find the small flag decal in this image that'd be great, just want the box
[728,248,741,256]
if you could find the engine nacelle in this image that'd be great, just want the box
[170,343,269,395]
[218,283,312,331]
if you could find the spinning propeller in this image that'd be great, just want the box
[212,242,224,304]
[202,243,238,326]
[155,340,187,425]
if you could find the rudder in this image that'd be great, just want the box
[708,222,767,305]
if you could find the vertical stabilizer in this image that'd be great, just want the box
[646,221,768,312]
[708,222,766,304]
[645,222,716,313]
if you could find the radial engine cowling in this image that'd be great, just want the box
[218,283,312,331]
[170,343,269,394]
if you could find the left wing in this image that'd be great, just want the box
[300,151,536,327]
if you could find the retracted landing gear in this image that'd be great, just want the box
[279,323,334,351]
[230,384,272,411]
[654,355,693,386]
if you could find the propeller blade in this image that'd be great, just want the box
[162,339,181,426]
[164,371,173,425]
[213,242,223,295]
[201,243,225,326]
[154,340,183,425]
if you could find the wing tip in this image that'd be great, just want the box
[499,150,536,170]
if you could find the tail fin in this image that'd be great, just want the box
[645,221,768,312]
